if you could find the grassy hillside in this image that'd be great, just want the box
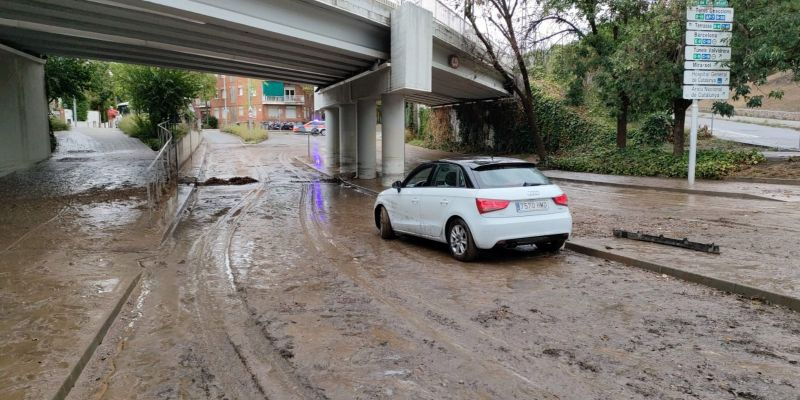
[701,71,800,113]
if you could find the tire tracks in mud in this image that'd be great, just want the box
[183,150,328,399]
[295,183,561,399]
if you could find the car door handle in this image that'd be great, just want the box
[440,199,449,206]
[411,197,419,205]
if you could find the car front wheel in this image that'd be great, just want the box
[448,218,478,261]
[379,207,396,240]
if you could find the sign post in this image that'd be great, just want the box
[683,1,733,185]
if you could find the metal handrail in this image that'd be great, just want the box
[145,121,179,213]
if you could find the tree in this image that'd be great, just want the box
[725,0,800,110]
[44,56,97,105]
[86,62,118,122]
[116,65,215,134]
[543,0,651,149]
[553,0,800,156]
[463,0,548,161]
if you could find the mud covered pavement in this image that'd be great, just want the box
[68,132,800,400]
[0,128,159,399]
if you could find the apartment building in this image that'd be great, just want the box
[194,75,315,126]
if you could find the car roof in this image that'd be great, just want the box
[436,156,534,170]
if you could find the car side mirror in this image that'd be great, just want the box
[392,180,402,193]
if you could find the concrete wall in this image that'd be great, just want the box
[176,129,203,169]
[0,45,50,177]
[390,2,432,93]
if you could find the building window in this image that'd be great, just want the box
[238,106,244,117]
[284,88,295,97]
[268,106,280,119]
[220,89,225,99]
[285,106,296,119]
[214,108,220,119]
[249,86,257,97]
[238,86,243,96]
[230,86,236,101]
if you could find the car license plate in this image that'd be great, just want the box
[516,199,549,212]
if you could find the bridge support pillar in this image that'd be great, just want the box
[356,98,377,179]
[0,45,50,178]
[324,107,339,168]
[381,93,405,183]
[338,103,357,175]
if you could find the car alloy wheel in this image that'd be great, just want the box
[448,218,478,261]
[450,225,467,255]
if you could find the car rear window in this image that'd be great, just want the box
[473,165,551,188]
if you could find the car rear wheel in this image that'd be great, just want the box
[379,207,395,240]
[448,218,478,261]
[538,238,566,252]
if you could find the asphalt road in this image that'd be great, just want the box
[698,115,800,150]
[66,132,800,400]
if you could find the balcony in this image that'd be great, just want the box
[262,95,305,104]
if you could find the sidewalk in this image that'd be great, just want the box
[699,112,800,130]
[298,140,800,312]
[541,170,800,202]
[0,128,162,399]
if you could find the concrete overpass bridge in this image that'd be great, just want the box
[0,0,509,179]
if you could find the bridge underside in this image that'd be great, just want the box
[0,0,510,180]
[0,0,388,86]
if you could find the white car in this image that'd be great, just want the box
[373,157,572,261]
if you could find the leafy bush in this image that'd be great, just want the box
[203,115,218,129]
[636,112,673,146]
[49,116,69,131]
[221,125,269,144]
[170,123,189,139]
[546,147,765,180]
[118,114,158,149]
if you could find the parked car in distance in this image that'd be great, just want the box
[292,120,326,135]
[373,157,572,261]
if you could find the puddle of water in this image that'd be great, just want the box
[89,278,120,294]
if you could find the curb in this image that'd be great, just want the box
[565,241,800,312]
[294,157,378,196]
[294,157,382,196]
[545,176,784,202]
[724,177,800,186]
[51,272,142,400]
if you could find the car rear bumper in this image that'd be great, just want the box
[469,211,572,249]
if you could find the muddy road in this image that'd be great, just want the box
[70,132,800,400]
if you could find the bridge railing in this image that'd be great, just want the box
[145,121,179,213]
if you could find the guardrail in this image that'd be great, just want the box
[145,121,179,213]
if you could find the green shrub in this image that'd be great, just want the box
[450,88,614,155]
[49,116,69,132]
[170,123,189,139]
[545,147,765,180]
[203,115,218,129]
[221,125,268,143]
[636,112,673,146]
[119,114,152,138]
[118,114,161,149]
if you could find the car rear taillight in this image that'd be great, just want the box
[553,193,568,206]
[476,198,510,214]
